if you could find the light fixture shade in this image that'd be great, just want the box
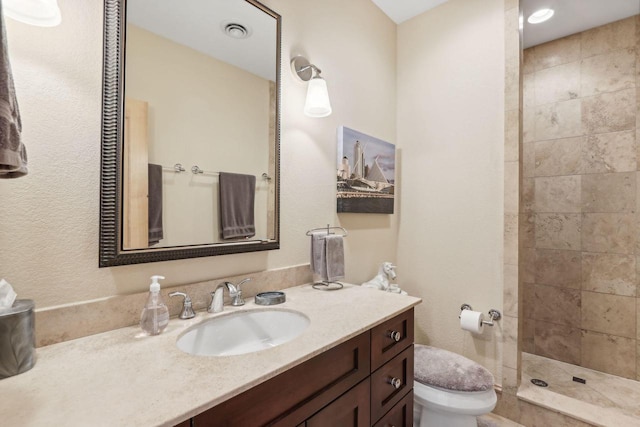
[4,0,62,27]
[304,77,332,118]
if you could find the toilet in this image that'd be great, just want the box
[413,344,497,427]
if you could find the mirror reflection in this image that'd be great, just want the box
[122,0,278,250]
[99,0,280,267]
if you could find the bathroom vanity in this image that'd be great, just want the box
[192,309,414,426]
[0,284,420,427]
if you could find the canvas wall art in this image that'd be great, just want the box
[337,126,395,214]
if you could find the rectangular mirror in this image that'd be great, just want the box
[99,0,281,267]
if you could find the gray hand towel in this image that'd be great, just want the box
[219,172,256,239]
[310,232,328,279]
[0,3,26,179]
[148,164,163,245]
[324,235,345,282]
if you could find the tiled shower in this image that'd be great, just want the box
[522,16,639,381]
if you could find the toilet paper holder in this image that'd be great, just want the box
[459,304,501,327]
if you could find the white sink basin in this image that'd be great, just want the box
[176,309,310,356]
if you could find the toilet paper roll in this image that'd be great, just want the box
[460,310,484,333]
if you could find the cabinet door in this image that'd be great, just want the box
[373,390,413,427]
[305,378,370,427]
[194,332,370,427]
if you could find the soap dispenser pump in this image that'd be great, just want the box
[140,275,169,336]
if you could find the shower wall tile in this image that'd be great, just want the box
[581,16,636,59]
[503,263,518,317]
[580,48,636,97]
[505,108,520,162]
[535,62,580,105]
[581,330,637,379]
[583,131,636,174]
[534,137,583,177]
[523,142,535,177]
[637,297,640,340]
[534,321,581,365]
[522,320,535,354]
[533,34,581,71]
[581,292,636,338]
[534,176,581,213]
[524,73,535,109]
[535,249,581,289]
[504,213,519,266]
[523,48,535,75]
[505,161,519,213]
[524,15,640,381]
[582,88,636,135]
[581,213,636,254]
[532,285,581,327]
[523,108,535,143]
[503,315,519,370]
[534,99,583,141]
[522,283,535,320]
[637,341,640,381]
[582,253,636,297]
[521,214,535,249]
[522,247,535,283]
[535,213,581,250]
[581,172,635,213]
[522,178,534,213]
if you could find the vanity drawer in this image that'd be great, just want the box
[370,345,414,423]
[372,389,413,427]
[194,331,370,427]
[305,378,371,427]
[371,309,414,371]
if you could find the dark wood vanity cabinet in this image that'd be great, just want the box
[190,309,414,427]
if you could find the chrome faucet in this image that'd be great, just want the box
[169,291,196,319]
[208,283,226,313]
[224,278,252,307]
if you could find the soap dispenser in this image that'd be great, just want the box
[140,275,169,336]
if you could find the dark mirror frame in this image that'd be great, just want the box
[99,0,281,267]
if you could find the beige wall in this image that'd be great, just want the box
[522,16,640,380]
[0,0,397,307]
[397,0,506,379]
[125,25,270,247]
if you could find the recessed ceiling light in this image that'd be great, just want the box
[527,8,555,24]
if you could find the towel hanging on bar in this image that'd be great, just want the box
[0,4,26,179]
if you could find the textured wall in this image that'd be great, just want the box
[0,0,397,308]
[522,16,640,380]
[396,0,506,380]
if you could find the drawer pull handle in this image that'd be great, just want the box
[387,330,402,342]
[388,377,402,389]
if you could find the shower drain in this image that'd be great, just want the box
[531,378,548,387]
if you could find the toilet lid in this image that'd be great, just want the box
[414,344,494,392]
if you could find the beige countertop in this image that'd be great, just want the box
[0,283,421,427]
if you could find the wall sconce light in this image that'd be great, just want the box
[4,0,62,27]
[291,55,332,118]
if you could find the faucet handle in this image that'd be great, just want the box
[225,278,251,306]
[169,291,196,319]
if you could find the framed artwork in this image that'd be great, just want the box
[337,126,395,214]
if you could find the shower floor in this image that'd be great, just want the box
[520,352,640,426]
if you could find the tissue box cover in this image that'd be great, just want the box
[0,299,35,379]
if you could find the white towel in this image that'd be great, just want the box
[0,4,26,179]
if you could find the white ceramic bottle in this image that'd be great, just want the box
[140,275,169,336]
